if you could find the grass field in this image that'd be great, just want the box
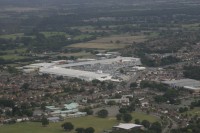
[0,55,26,60]
[183,107,200,116]
[181,23,200,30]
[73,34,93,40]
[59,51,93,58]
[41,32,69,38]
[0,116,117,133]
[1,48,27,54]
[131,112,159,123]
[68,42,128,50]
[90,35,146,44]
[0,33,24,39]
[0,112,159,133]
[68,34,146,50]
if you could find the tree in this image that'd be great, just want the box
[82,108,93,115]
[107,101,116,106]
[123,113,132,123]
[61,122,74,131]
[135,119,140,124]
[75,127,85,133]
[130,82,137,90]
[116,114,122,121]
[21,83,30,91]
[119,107,128,114]
[97,109,108,118]
[107,82,115,90]
[141,120,150,129]
[150,122,162,133]
[127,102,135,112]
[85,127,95,133]
[41,117,49,127]
[41,102,47,111]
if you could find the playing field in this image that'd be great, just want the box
[0,112,159,133]
[131,112,159,123]
[0,116,117,133]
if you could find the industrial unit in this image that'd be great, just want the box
[23,56,141,82]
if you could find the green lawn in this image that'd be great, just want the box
[41,32,69,38]
[0,116,117,133]
[0,113,159,133]
[131,112,159,123]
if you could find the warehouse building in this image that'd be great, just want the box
[162,79,200,94]
[23,56,141,82]
[39,66,114,81]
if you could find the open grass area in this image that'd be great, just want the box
[90,35,146,44]
[0,33,24,39]
[0,116,117,133]
[0,55,26,60]
[183,107,200,116]
[0,113,159,133]
[59,51,93,58]
[1,48,27,54]
[182,23,200,30]
[68,42,128,50]
[68,34,146,50]
[40,32,69,38]
[131,112,159,123]
[73,34,93,40]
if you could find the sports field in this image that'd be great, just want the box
[0,112,159,133]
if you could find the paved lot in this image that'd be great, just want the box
[93,106,120,117]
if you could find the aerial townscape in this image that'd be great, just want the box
[0,0,200,133]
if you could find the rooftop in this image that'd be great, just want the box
[162,79,200,90]
[40,67,113,81]
[113,123,143,130]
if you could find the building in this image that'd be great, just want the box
[113,123,144,131]
[40,67,113,81]
[162,79,200,94]
[23,56,141,82]
[105,97,130,105]
[47,117,60,122]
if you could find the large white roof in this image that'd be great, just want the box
[162,79,200,90]
[113,123,143,130]
[40,66,113,81]
[59,57,141,68]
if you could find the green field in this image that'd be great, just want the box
[67,42,128,50]
[73,34,93,40]
[68,34,146,50]
[40,32,70,38]
[131,112,159,123]
[0,116,117,133]
[183,107,200,116]
[1,48,27,54]
[0,113,159,133]
[59,51,93,58]
[0,33,24,39]
[0,55,26,60]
